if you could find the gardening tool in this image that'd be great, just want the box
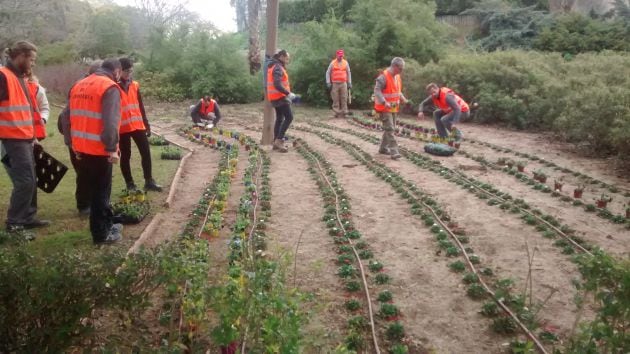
[348,89,352,105]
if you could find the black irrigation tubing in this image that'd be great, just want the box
[295,140,382,354]
[308,121,595,257]
[349,118,629,226]
[393,116,630,197]
[295,127,550,354]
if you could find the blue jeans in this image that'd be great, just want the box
[434,110,469,138]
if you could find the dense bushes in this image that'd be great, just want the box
[138,31,261,103]
[279,0,356,24]
[411,50,630,160]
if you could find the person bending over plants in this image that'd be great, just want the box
[417,83,470,141]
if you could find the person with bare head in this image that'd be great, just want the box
[417,82,469,141]
[118,57,161,192]
[0,40,50,234]
[266,49,296,152]
[67,58,124,244]
[373,57,408,160]
[190,94,222,129]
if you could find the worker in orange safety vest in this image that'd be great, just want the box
[373,57,408,160]
[325,49,352,118]
[418,83,469,140]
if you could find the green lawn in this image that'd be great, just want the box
[0,104,181,254]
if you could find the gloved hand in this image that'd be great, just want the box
[145,128,151,137]
[287,92,297,101]
[348,83,352,90]
[327,83,332,90]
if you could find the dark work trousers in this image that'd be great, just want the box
[273,104,294,140]
[119,129,152,186]
[76,154,113,242]
[1,139,37,225]
[191,112,220,126]
[68,148,91,210]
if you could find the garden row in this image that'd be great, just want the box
[299,122,629,353]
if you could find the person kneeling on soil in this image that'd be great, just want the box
[418,83,469,141]
[190,96,221,129]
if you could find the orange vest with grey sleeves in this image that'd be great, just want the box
[266,64,290,101]
[374,70,402,113]
[0,67,34,139]
[330,59,348,83]
[432,87,469,114]
[69,74,120,156]
[200,99,216,116]
[119,81,145,134]
[27,81,46,139]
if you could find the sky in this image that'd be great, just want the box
[112,0,237,32]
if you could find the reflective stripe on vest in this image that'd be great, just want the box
[200,99,216,116]
[374,70,402,113]
[69,74,119,156]
[432,87,469,114]
[120,81,145,134]
[266,64,290,101]
[330,59,348,83]
[0,67,34,139]
[27,81,46,139]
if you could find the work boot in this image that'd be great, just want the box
[126,182,137,191]
[94,225,123,245]
[378,147,390,155]
[144,179,163,192]
[390,151,402,160]
[23,219,51,229]
[273,139,288,153]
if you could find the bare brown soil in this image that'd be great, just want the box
[133,102,629,353]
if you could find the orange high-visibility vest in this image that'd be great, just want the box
[374,69,402,113]
[266,64,290,101]
[0,67,34,139]
[330,59,348,83]
[199,98,216,116]
[432,87,469,114]
[69,74,120,156]
[119,81,145,134]
[27,81,46,139]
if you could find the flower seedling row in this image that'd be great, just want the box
[310,121,597,258]
[296,126,553,353]
[295,138,410,353]
[350,116,629,227]
[389,115,630,197]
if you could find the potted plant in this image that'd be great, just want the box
[553,178,564,191]
[574,184,584,198]
[625,204,630,218]
[596,194,612,208]
[454,141,461,149]
[506,159,515,169]
[516,161,527,172]
[497,157,508,166]
[533,169,547,183]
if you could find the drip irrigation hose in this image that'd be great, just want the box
[298,140,382,354]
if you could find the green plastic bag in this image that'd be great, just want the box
[424,143,457,156]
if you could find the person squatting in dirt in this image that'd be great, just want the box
[417,83,469,141]
[373,57,408,160]
[190,95,222,129]
[266,49,297,153]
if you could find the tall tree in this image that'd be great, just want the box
[247,0,262,74]
[231,0,248,32]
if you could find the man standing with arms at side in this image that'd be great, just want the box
[118,58,162,192]
[0,41,50,233]
[68,58,123,244]
[325,49,352,118]
[374,57,408,160]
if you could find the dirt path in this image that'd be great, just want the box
[332,120,629,258]
[135,124,220,248]
[294,130,501,353]
[303,126,592,345]
[396,117,630,191]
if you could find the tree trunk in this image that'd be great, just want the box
[247,0,261,74]
[261,0,278,145]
